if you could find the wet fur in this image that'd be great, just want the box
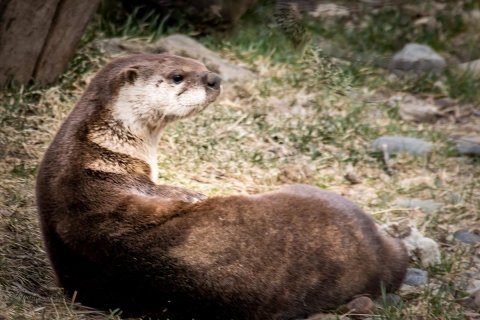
[36,54,407,319]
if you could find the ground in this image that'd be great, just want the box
[0,1,479,319]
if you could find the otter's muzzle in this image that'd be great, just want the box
[204,73,222,90]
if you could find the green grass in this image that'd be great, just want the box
[202,19,299,63]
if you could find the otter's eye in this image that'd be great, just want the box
[172,74,184,84]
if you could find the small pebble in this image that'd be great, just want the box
[347,296,375,315]
[453,230,480,244]
[403,268,428,286]
[345,172,361,184]
[0,209,13,217]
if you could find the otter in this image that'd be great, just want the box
[36,53,407,319]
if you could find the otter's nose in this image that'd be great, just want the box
[204,73,222,90]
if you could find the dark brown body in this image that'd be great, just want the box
[36,54,407,319]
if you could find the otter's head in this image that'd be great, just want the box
[105,54,221,133]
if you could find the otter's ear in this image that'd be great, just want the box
[121,67,139,85]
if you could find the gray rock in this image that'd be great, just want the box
[456,137,480,156]
[393,198,442,214]
[454,230,480,244]
[371,136,432,156]
[389,94,439,122]
[403,268,428,286]
[434,97,456,109]
[92,35,255,83]
[389,43,446,73]
[154,34,255,82]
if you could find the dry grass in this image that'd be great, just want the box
[1,3,480,319]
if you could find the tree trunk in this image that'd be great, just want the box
[0,0,100,87]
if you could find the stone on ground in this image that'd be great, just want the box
[346,296,375,315]
[388,94,439,122]
[154,34,255,82]
[389,43,446,73]
[92,35,254,83]
[453,230,480,244]
[382,222,441,267]
[455,137,480,156]
[403,268,428,286]
[371,136,432,156]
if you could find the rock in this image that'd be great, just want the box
[0,209,13,217]
[453,230,480,244]
[371,136,432,156]
[382,222,441,267]
[455,137,480,156]
[154,34,255,82]
[467,279,480,294]
[465,289,480,311]
[403,228,441,267]
[433,97,456,109]
[459,59,480,78]
[308,3,349,18]
[346,296,375,315]
[389,43,446,74]
[399,283,423,297]
[388,95,439,122]
[92,35,255,83]
[404,268,428,286]
[344,172,361,185]
[393,198,442,214]
[375,293,402,307]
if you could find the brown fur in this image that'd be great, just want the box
[36,54,407,319]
